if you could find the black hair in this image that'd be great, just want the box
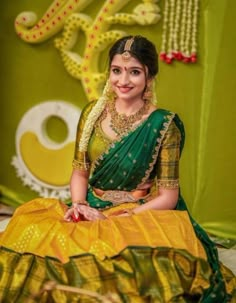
[108,35,159,78]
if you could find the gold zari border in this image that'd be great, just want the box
[72,159,90,171]
[157,179,179,189]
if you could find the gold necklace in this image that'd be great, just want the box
[107,99,150,136]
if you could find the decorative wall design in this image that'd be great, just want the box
[11,101,81,200]
[12,0,200,198]
[12,1,161,197]
[15,0,161,101]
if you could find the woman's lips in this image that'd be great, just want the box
[117,86,133,93]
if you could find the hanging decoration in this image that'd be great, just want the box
[160,0,199,64]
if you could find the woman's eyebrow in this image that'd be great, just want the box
[110,65,144,70]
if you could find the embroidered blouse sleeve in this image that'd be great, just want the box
[156,120,181,189]
[72,101,95,171]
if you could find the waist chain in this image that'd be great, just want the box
[92,187,149,205]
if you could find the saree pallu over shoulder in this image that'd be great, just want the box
[89,109,184,192]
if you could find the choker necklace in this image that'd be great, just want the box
[107,99,150,136]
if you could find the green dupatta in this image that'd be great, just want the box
[177,196,229,302]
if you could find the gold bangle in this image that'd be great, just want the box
[73,200,89,206]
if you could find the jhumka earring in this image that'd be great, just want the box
[143,80,154,103]
[122,37,135,61]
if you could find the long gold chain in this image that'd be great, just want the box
[107,99,150,136]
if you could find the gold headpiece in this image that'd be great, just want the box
[122,37,134,61]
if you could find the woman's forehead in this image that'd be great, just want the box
[111,54,143,67]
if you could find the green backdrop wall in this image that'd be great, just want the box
[0,0,235,239]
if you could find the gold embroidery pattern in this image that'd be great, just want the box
[157,179,179,189]
[72,159,90,171]
[95,190,136,204]
[93,189,150,205]
[139,113,175,186]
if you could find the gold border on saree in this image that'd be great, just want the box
[93,187,149,204]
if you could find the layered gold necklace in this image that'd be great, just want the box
[107,99,150,136]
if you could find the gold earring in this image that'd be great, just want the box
[143,80,153,102]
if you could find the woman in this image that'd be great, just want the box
[0,36,235,302]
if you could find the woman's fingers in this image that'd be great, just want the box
[73,207,80,220]
[64,205,107,222]
[64,208,74,221]
[64,205,82,221]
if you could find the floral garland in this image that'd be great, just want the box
[78,82,110,152]
[160,0,199,64]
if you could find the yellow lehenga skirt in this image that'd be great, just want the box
[0,198,235,302]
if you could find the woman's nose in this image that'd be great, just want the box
[119,71,130,85]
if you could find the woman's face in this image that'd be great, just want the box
[109,54,147,102]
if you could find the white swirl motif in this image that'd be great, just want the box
[11,101,81,200]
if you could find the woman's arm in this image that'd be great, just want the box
[64,169,89,221]
[64,169,106,221]
[64,101,106,221]
[132,188,179,214]
[70,169,89,203]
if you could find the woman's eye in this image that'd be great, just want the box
[111,68,121,74]
[131,69,141,75]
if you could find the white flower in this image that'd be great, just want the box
[132,2,161,25]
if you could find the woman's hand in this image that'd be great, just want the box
[64,204,106,222]
[80,205,107,221]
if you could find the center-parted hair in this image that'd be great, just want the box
[108,35,159,78]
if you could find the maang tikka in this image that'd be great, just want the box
[122,37,134,61]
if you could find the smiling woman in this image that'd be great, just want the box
[109,57,146,101]
[0,36,235,302]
